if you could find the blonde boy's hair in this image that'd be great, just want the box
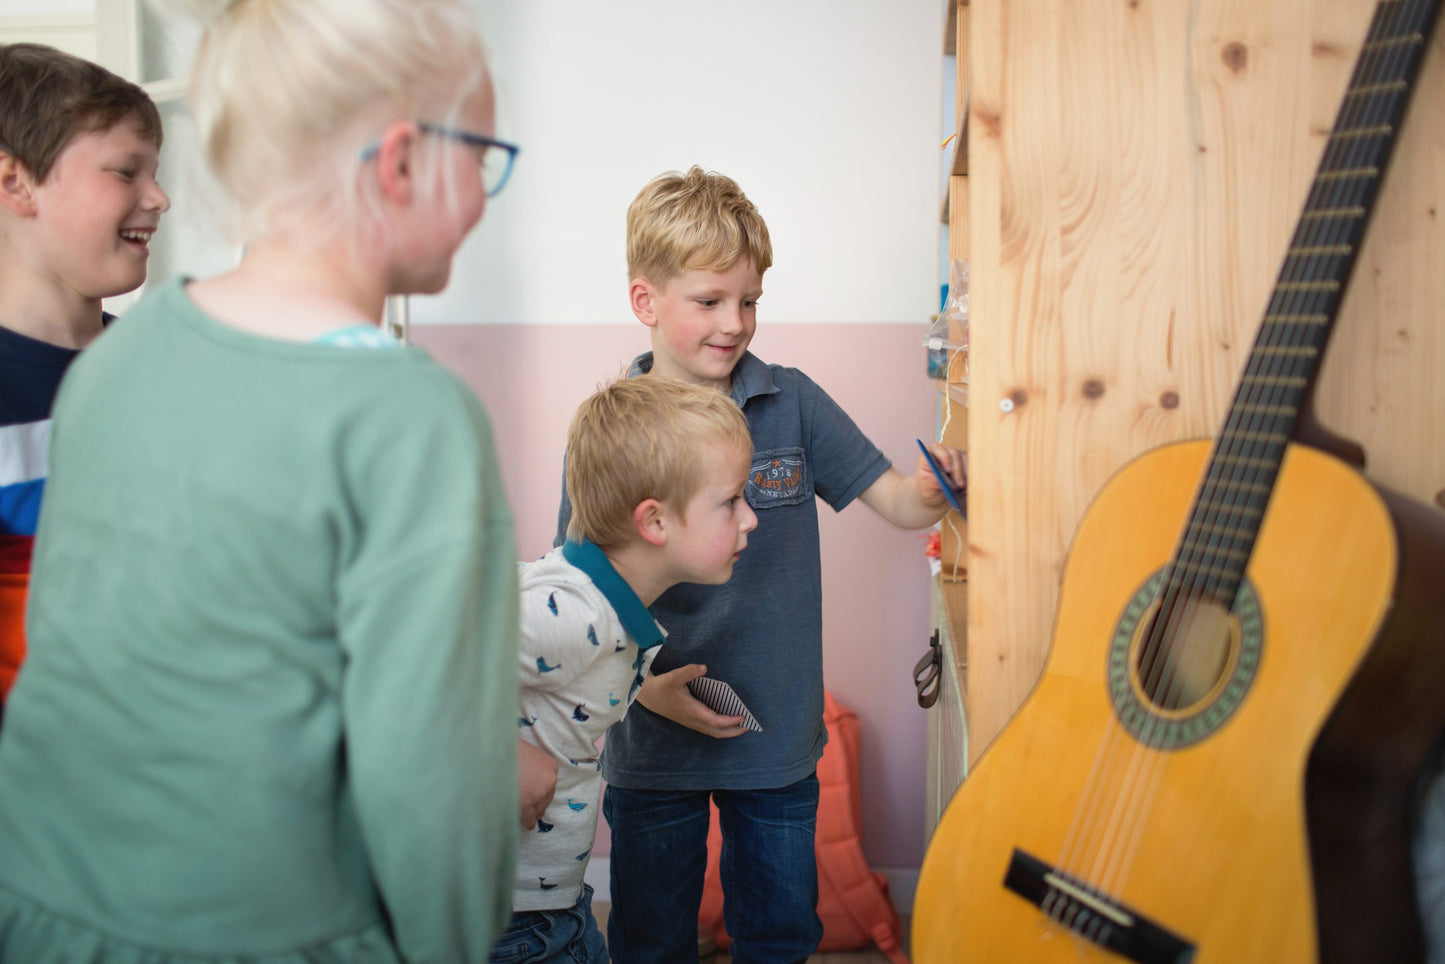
[566,377,752,551]
[0,43,162,183]
[626,166,773,288]
[179,0,488,242]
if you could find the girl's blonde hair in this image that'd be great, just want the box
[626,166,773,288]
[175,0,488,242]
[566,376,753,551]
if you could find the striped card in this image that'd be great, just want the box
[687,676,763,733]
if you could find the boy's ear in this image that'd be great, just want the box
[0,153,39,218]
[370,121,419,205]
[630,277,659,329]
[632,498,668,547]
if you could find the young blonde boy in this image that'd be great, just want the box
[554,166,967,962]
[0,43,169,703]
[500,375,756,964]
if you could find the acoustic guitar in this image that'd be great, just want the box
[912,2,1445,961]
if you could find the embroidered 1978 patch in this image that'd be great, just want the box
[746,449,809,507]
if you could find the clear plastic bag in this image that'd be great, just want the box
[944,259,969,351]
[925,260,969,378]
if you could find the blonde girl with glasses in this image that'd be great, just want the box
[0,1,521,960]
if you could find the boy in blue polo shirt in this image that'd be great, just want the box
[554,166,966,963]
[502,375,756,964]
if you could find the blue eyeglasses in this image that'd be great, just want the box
[360,122,520,197]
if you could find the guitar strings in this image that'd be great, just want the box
[1127,0,1409,783]
[1041,0,1425,942]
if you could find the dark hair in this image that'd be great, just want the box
[0,43,163,183]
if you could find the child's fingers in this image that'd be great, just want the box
[914,453,947,502]
[516,739,559,829]
[692,713,749,739]
[922,442,968,489]
[917,458,943,492]
[644,664,749,737]
[951,449,969,488]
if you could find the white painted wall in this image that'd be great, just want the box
[9,1,945,324]
[415,0,945,325]
[0,0,97,60]
[1,0,91,14]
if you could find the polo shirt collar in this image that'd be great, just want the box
[626,350,779,408]
[561,538,665,649]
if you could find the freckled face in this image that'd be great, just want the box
[27,120,169,301]
[640,259,763,392]
[666,441,758,585]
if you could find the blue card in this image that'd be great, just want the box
[916,438,966,517]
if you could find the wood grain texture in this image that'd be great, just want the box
[958,0,1444,766]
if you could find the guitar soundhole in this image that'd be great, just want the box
[1133,597,1237,713]
[1108,571,1263,750]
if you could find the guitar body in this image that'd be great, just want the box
[913,438,1445,963]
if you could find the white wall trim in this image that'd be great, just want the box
[0,13,92,29]
[0,14,96,62]
[91,0,138,79]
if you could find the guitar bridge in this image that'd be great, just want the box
[1004,849,1196,964]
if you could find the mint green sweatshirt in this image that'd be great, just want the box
[0,280,518,962]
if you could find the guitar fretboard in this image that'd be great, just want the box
[1171,0,1440,606]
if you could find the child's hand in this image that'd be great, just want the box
[636,663,750,739]
[518,738,559,829]
[915,442,967,508]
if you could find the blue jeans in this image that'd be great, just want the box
[489,883,608,964]
[603,775,822,964]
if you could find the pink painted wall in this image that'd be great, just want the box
[413,321,939,870]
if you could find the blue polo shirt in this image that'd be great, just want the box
[555,351,890,790]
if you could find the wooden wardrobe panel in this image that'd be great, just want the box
[962,0,1442,763]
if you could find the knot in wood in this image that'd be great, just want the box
[1222,42,1248,73]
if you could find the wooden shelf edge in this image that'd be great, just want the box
[950,100,969,177]
[943,0,969,55]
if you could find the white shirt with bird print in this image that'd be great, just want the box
[513,539,665,910]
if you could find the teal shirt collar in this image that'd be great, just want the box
[561,539,665,649]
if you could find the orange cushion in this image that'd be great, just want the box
[698,691,908,960]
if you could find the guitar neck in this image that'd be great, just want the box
[1172,0,1441,607]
